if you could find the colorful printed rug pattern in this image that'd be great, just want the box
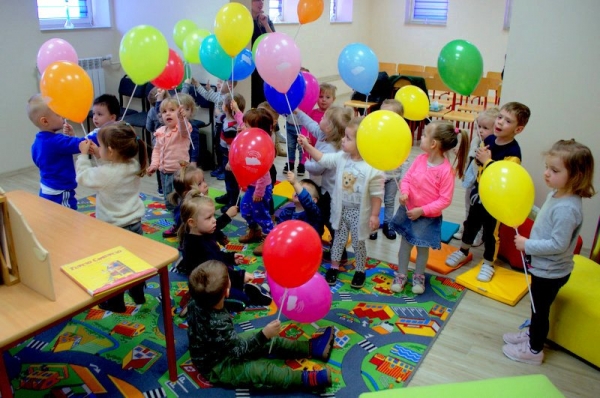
[5,194,466,397]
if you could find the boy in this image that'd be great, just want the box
[187,260,334,390]
[276,171,324,237]
[28,94,85,209]
[75,94,119,145]
[219,94,246,213]
[445,102,531,282]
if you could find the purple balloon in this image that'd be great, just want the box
[298,71,319,113]
[264,72,306,115]
[267,273,332,323]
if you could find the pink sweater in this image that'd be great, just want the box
[401,153,455,217]
[151,120,192,173]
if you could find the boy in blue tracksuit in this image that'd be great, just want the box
[276,171,324,237]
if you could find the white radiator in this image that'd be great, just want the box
[78,57,106,96]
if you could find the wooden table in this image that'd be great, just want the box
[0,191,180,398]
[344,99,378,116]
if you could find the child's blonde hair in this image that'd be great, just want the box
[258,101,279,125]
[346,116,364,133]
[320,83,337,98]
[177,188,214,240]
[178,93,197,115]
[324,106,353,150]
[223,93,246,115]
[97,122,148,177]
[188,260,229,306]
[159,97,180,113]
[546,139,596,198]
[381,99,404,117]
[168,161,205,206]
[427,121,469,179]
[27,94,53,129]
[476,106,500,125]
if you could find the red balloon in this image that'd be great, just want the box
[151,49,184,90]
[263,220,322,288]
[229,128,275,187]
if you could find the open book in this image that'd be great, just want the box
[61,246,157,296]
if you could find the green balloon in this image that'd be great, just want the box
[252,33,268,62]
[437,40,483,96]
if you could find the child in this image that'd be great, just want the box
[446,102,531,282]
[187,260,334,390]
[299,117,384,289]
[145,87,170,195]
[76,122,149,312]
[502,139,595,365]
[297,83,337,176]
[390,122,469,294]
[80,94,119,146]
[237,108,275,256]
[453,107,500,246]
[370,99,408,241]
[293,106,352,260]
[176,191,271,310]
[146,97,192,212]
[28,93,85,209]
[218,94,246,212]
[258,101,286,157]
[178,93,200,169]
[276,171,324,237]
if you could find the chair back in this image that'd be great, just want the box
[397,63,424,74]
[118,75,148,112]
[424,66,438,76]
[486,71,503,80]
[379,62,396,75]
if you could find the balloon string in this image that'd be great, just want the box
[284,94,301,171]
[294,24,301,41]
[121,85,136,121]
[80,122,87,137]
[515,227,536,314]
[269,287,288,354]
[174,91,195,150]
[230,57,235,96]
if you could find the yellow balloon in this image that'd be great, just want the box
[120,25,169,85]
[183,28,210,64]
[357,110,413,171]
[214,3,253,57]
[394,85,430,121]
[479,161,535,228]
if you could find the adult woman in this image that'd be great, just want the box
[251,0,275,108]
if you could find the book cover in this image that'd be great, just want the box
[61,246,157,296]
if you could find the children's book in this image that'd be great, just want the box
[61,246,157,296]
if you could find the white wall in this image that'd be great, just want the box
[504,0,600,248]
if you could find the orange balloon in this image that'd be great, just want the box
[40,61,93,123]
[298,0,324,24]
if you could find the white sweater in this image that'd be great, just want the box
[76,156,145,227]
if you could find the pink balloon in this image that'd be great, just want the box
[37,38,78,74]
[298,71,319,113]
[267,273,332,323]
[255,32,302,94]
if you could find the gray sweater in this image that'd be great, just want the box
[524,191,583,278]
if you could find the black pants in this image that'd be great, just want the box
[529,273,570,351]
[462,187,500,262]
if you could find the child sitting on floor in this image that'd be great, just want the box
[276,171,324,237]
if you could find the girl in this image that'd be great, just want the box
[177,191,271,312]
[237,108,276,256]
[178,93,200,169]
[453,107,500,245]
[146,97,192,212]
[502,139,595,365]
[299,117,384,289]
[390,121,469,295]
[76,122,149,313]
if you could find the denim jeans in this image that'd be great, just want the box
[383,177,399,224]
[285,121,303,164]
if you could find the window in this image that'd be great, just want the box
[36,0,111,30]
[268,0,284,23]
[330,0,353,23]
[405,0,448,26]
[504,0,512,30]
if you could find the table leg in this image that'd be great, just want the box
[159,267,177,382]
[0,350,14,398]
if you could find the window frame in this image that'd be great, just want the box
[330,0,353,23]
[37,0,110,31]
[503,0,512,30]
[268,0,284,23]
[405,0,448,26]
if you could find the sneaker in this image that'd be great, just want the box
[215,194,229,204]
[369,231,378,240]
[252,236,266,256]
[503,329,530,345]
[210,168,223,177]
[157,187,163,195]
[445,250,469,268]
[382,223,396,240]
[162,226,177,238]
[325,268,339,286]
[99,299,126,313]
[502,341,543,365]
[283,162,294,173]
[477,262,495,282]
[453,225,464,240]
[239,227,263,243]
[309,326,334,361]
[412,273,426,294]
[351,271,366,289]
[128,283,146,305]
[216,171,226,180]
[473,228,484,247]
[297,163,305,176]
[301,368,332,389]
[244,283,272,306]
[224,299,246,313]
[391,273,407,293]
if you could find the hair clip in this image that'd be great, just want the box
[454,128,460,134]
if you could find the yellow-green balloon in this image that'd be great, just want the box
[120,25,169,85]
[357,110,412,171]
[214,3,253,57]
[183,28,210,64]
[173,19,198,50]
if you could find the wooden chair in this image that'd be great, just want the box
[424,66,438,77]
[443,109,478,140]
[378,62,397,76]
[397,70,429,78]
[486,71,503,80]
[487,78,502,105]
[425,74,455,110]
[396,63,424,74]
[456,77,492,113]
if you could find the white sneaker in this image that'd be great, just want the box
[502,341,543,365]
[391,273,407,293]
[477,262,495,282]
[453,225,464,240]
[445,250,468,268]
[473,228,484,247]
[503,330,529,345]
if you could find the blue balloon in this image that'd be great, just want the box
[199,34,231,81]
[337,43,379,95]
[230,49,255,81]
[264,73,306,115]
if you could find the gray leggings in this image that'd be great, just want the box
[397,237,428,276]
[331,206,367,272]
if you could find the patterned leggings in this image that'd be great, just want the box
[331,206,367,272]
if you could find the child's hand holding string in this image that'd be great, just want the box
[399,193,408,206]
[63,121,74,136]
[262,319,281,339]
[79,140,91,155]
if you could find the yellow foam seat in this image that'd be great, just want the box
[410,243,472,275]
[272,180,294,200]
[548,255,600,367]
[456,261,530,306]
